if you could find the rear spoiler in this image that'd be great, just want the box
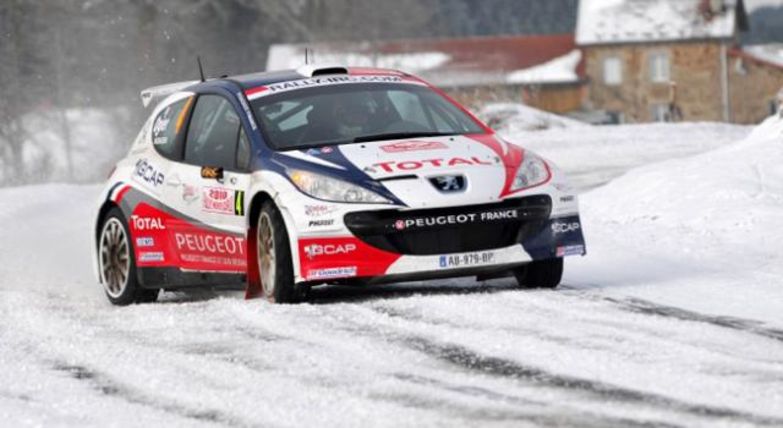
[139,80,199,108]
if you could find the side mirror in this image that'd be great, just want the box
[201,166,224,180]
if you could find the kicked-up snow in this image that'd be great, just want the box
[2,119,783,427]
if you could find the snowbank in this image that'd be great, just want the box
[478,103,586,133]
[505,122,751,191]
[569,114,783,324]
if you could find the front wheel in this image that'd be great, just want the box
[98,207,158,305]
[514,258,563,289]
[256,202,306,303]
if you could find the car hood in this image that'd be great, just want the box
[279,134,540,208]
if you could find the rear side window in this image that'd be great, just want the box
[185,95,244,170]
[151,97,193,160]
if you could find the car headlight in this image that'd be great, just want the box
[511,153,550,191]
[288,169,391,204]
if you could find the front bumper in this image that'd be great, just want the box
[290,195,586,284]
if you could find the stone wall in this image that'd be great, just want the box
[729,54,783,124]
[583,41,727,123]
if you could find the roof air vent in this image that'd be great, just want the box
[297,64,349,77]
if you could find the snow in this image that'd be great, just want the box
[745,0,783,11]
[743,44,783,68]
[506,50,582,85]
[577,0,740,45]
[6,114,783,426]
[267,44,450,74]
[477,103,587,133]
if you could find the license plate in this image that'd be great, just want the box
[439,251,495,268]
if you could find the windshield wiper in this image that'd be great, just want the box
[352,131,457,143]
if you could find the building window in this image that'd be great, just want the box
[651,103,671,122]
[649,52,670,83]
[603,57,622,85]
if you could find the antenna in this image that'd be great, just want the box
[197,56,206,82]
[305,48,310,65]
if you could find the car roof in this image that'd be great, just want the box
[186,67,412,93]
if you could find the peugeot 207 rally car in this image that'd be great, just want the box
[93,65,586,305]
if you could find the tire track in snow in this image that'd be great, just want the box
[51,362,249,427]
[351,303,783,427]
[560,286,783,344]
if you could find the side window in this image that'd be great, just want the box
[603,57,622,86]
[184,95,243,170]
[649,52,670,83]
[151,97,193,160]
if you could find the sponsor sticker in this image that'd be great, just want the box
[151,106,173,145]
[182,184,199,203]
[394,209,518,231]
[139,251,164,262]
[133,159,165,189]
[306,266,358,280]
[247,75,407,100]
[551,221,581,234]
[438,251,496,269]
[236,92,258,130]
[305,205,338,217]
[380,140,447,153]
[556,245,585,257]
[130,215,166,230]
[559,195,575,203]
[202,188,244,216]
[135,237,155,247]
[307,219,335,227]
[304,243,357,260]
[372,156,494,173]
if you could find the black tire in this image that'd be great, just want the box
[514,258,563,289]
[98,207,159,305]
[256,201,306,303]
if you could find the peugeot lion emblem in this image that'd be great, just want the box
[429,175,466,192]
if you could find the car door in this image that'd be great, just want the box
[161,93,252,274]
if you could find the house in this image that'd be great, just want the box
[577,0,783,124]
[266,35,586,114]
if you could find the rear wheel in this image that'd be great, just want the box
[514,258,563,289]
[256,202,306,303]
[98,207,158,305]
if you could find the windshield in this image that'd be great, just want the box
[249,82,485,150]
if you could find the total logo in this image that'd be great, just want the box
[133,159,165,187]
[304,243,357,259]
[372,156,494,173]
[130,215,166,230]
[551,221,581,234]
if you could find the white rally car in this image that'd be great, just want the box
[94,65,585,305]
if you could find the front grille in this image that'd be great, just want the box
[344,195,551,255]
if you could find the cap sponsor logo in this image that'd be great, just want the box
[551,221,580,234]
[304,243,356,259]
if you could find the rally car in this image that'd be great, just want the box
[93,64,586,305]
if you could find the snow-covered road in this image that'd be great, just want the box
[3,122,783,427]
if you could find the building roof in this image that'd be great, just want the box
[731,43,783,69]
[266,34,585,88]
[577,0,749,46]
